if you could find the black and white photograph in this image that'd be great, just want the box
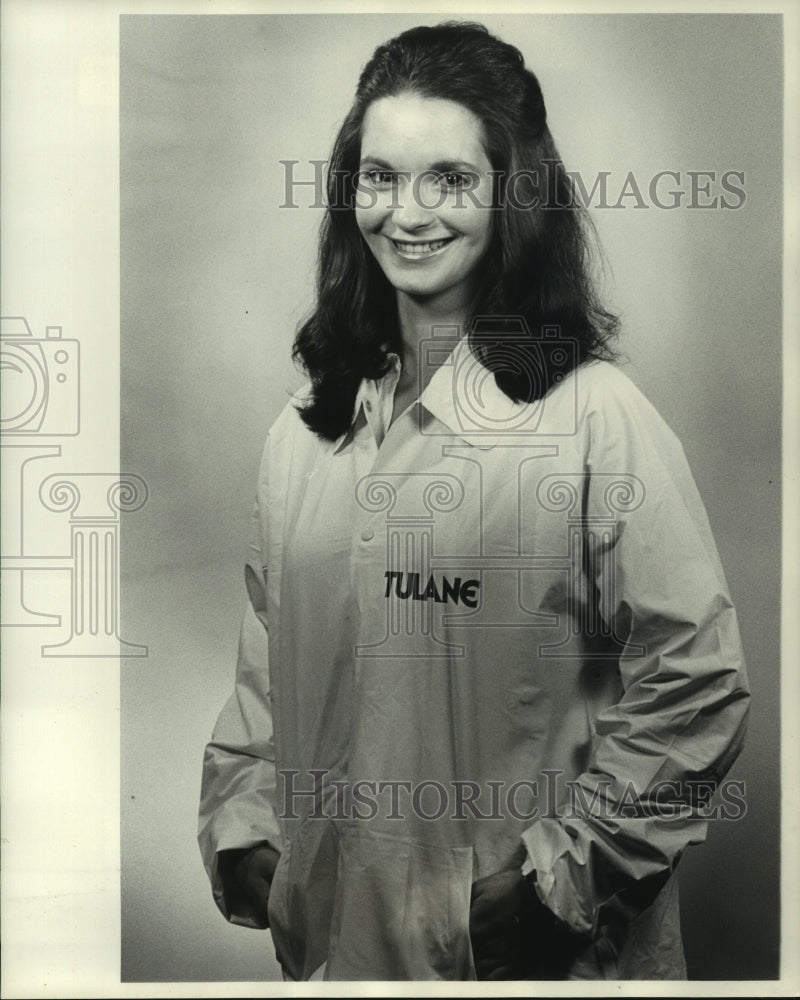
[1,2,796,995]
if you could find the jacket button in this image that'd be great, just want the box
[361,527,374,541]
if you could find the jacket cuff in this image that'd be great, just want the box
[520,821,594,935]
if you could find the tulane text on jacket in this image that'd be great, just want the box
[384,571,480,607]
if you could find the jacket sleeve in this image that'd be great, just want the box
[197,475,283,929]
[521,369,751,937]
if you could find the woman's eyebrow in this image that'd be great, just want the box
[358,156,395,168]
[428,160,483,173]
[358,156,483,172]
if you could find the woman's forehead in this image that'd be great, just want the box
[359,94,490,169]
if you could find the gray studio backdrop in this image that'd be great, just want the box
[121,13,781,982]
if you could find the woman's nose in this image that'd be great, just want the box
[391,179,436,230]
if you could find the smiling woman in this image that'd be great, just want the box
[196,20,751,983]
[355,94,494,306]
[288,22,620,441]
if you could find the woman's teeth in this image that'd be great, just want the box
[392,237,453,257]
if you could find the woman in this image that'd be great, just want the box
[198,22,749,981]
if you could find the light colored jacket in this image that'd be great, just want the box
[198,341,750,981]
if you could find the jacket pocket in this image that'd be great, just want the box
[325,827,475,981]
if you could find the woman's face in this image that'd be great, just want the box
[355,93,495,313]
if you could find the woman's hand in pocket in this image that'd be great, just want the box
[220,843,281,928]
[469,869,526,979]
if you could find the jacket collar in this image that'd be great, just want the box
[331,338,544,452]
[420,337,539,449]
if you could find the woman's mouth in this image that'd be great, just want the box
[390,236,456,260]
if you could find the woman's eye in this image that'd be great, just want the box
[360,169,395,188]
[439,172,470,189]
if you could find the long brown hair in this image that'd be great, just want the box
[292,21,618,440]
